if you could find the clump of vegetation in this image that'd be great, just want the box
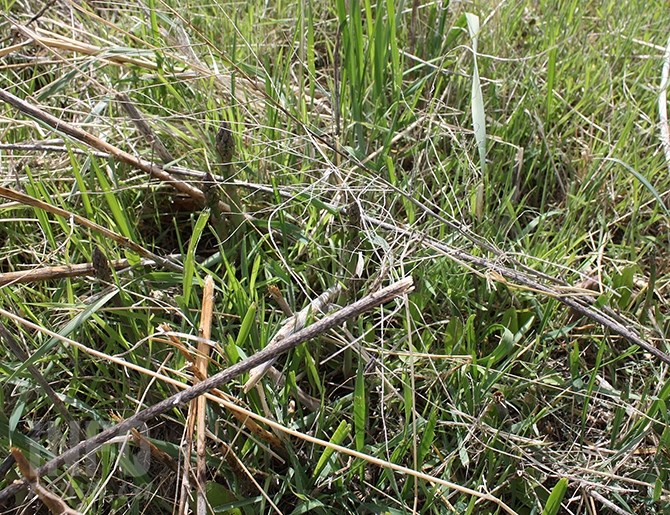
[0,0,668,513]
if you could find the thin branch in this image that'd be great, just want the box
[367,216,670,366]
[0,185,183,272]
[0,276,414,504]
[0,256,168,286]
[0,87,229,215]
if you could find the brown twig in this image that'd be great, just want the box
[267,285,293,317]
[0,256,165,287]
[0,276,413,504]
[0,87,230,215]
[10,448,82,515]
[0,185,183,272]
[129,428,179,473]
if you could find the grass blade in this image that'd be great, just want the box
[542,478,568,515]
[466,13,486,175]
[312,420,350,480]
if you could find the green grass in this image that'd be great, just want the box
[1,0,669,513]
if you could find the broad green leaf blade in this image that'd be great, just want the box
[312,420,350,480]
[8,395,25,434]
[466,13,486,175]
[93,159,133,240]
[181,209,210,304]
[542,478,568,515]
[235,302,257,349]
[418,410,437,464]
[354,363,367,451]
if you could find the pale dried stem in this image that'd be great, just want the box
[178,376,196,513]
[0,257,168,286]
[195,277,214,515]
[0,277,414,505]
[660,36,670,174]
[586,489,633,515]
[12,23,157,69]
